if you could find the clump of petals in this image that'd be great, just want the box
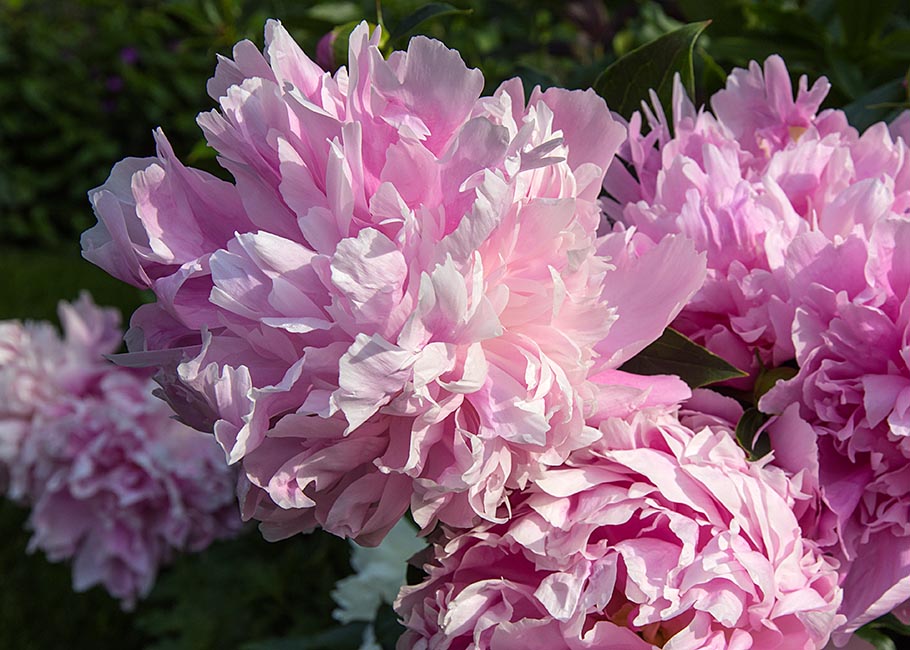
[760,222,910,639]
[396,409,843,649]
[82,20,705,544]
[0,294,240,608]
[604,56,910,377]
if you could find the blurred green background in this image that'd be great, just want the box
[3,0,910,648]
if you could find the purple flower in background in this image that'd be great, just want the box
[316,30,337,71]
[106,75,124,93]
[119,46,139,66]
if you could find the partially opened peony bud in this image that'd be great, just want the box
[316,30,337,71]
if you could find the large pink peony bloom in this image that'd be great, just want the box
[759,221,910,640]
[603,55,910,639]
[604,55,910,378]
[82,21,705,544]
[0,294,240,608]
[396,408,843,649]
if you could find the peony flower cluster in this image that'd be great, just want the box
[606,56,910,641]
[77,18,910,648]
[81,20,705,546]
[605,56,910,378]
[0,294,241,608]
[396,408,844,649]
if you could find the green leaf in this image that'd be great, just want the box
[754,366,797,402]
[515,64,557,92]
[734,408,771,460]
[242,624,367,650]
[744,3,828,43]
[618,328,747,389]
[866,613,910,637]
[843,77,908,131]
[706,36,821,70]
[697,46,729,98]
[305,2,362,25]
[878,28,910,60]
[187,138,217,164]
[374,604,405,649]
[593,20,710,119]
[389,3,473,43]
[856,626,898,650]
[828,50,866,100]
[0,246,147,322]
[836,0,900,52]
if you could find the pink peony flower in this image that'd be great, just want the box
[82,20,705,545]
[759,221,910,640]
[604,54,910,640]
[0,294,240,608]
[0,293,123,488]
[604,56,910,379]
[396,408,844,649]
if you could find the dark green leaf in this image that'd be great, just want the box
[515,64,558,93]
[843,78,908,131]
[836,0,900,52]
[618,328,747,389]
[878,29,910,60]
[744,3,828,42]
[305,2,362,25]
[374,604,405,650]
[805,0,838,25]
[593,21,710,119]
[735,408,771,460]
[242,623,367,650]
[828,50,866,100]
[856,625,898,650]
[677,0,740,32]
[187,138,217,164]
[754,366,798,402]
[869,613,910,637]
[0,246,147,322]
[697,47,728,98]
[706,36,821,69]
[389,3,473,43]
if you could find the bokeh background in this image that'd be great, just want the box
[3,1,910,648]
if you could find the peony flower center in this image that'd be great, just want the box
[788,124,808,141]
[607,602,675,648]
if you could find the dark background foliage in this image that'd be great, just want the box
[3,1,910,648]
